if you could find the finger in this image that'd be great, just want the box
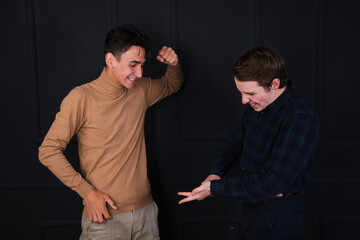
[179,195,198,204]
[157,46,178,65]
[162,49,175,62]
[96,211,105,223]
[161,48,172,60]
[97,216,106,223]
[158,47,173,59]
[192,185,205,195]
[166,54,177,65]
[102,209,112,220]
[105,199,117,210]
[158,46,167,57]
[87,206,96,221]
[88,211,93,221]
[178,192,192,197]
[156,55,165,63]
[161,55,178,65]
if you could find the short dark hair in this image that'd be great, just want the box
[232,47,288,89]
[104,24,152,59]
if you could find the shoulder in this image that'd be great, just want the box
[137,77,151,86]
[132,77,152,92]
[61,85,87,108]
[283,95,319,128]
[289,95,317,116]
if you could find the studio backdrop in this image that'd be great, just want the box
[1,0,360,239]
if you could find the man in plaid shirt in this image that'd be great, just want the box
[178,47,320,240]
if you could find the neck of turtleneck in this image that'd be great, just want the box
[92,68,127,96]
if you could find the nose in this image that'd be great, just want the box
[242,95,249,104]
[135,66,143,78]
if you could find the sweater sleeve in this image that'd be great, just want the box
[144,63,184,107]
[38,87,94,198]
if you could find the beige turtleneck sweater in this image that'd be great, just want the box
[38,64,183,216]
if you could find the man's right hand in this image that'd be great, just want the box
[83,189,117,223]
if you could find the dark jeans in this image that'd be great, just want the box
[238,195,304,240]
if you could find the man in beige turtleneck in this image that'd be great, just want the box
[38,24,183,240]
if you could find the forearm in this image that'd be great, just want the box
[39,139,94,198]
[161,63,184,94]
[210,171,278,202]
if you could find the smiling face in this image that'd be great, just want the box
[105,45,146,89]
[234,77,283,112]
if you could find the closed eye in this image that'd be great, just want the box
[241,92,255,96]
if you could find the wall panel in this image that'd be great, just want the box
[177,0,253,140]
[1,0,360,239]
[116,0,173,76]
[322,0,360,137]
[35,0,114,137]
[0,0,38,182]
[262,0,318,105]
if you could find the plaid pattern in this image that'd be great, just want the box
[210,84,320,202]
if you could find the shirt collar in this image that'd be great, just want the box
[262,81,295,113]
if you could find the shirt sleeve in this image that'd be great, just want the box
[144,64,184,107]
[210,112,320,202]
[38,87,94,198]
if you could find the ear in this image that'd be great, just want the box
[271,78,280,90]
[105,52,116,68]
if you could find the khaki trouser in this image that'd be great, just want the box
[80,201,160,240]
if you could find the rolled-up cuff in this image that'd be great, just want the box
[210,179,227,196]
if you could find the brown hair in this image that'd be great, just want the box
[104,24,152,60]
[232,47,287,90]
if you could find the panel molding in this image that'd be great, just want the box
[254,0,263,46]
[26,0,41,140]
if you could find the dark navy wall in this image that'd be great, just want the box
[1,0,360,239]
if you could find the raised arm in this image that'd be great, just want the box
[145,46,184,106]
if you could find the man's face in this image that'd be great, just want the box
[234,78,276,112]
[108,45,146,89]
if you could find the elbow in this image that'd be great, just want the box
[172,76,184,93]
[38,145,47,165]
[38,144,60,166]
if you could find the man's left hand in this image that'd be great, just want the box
[156,46,178,66]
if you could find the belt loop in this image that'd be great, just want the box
[282,193,288,200]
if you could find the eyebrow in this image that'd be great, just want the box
[130,60,143,64]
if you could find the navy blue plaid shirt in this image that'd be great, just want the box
[209,84,320,202]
